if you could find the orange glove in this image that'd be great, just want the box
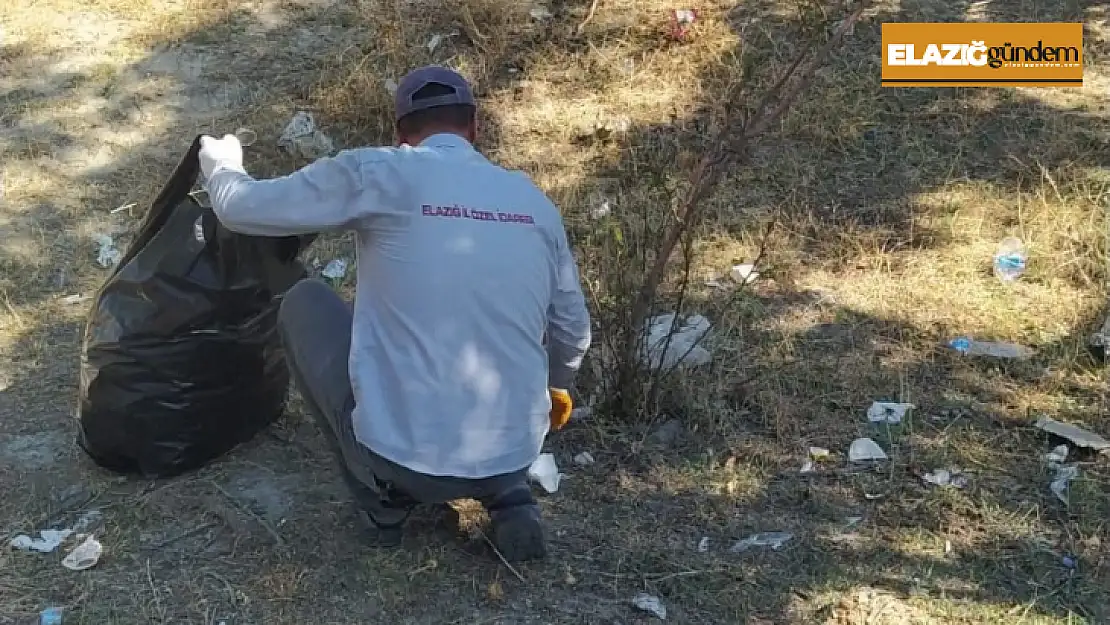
[549,388,573,431]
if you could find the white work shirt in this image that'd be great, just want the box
[204,133,591,478]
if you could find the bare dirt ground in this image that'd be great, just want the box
[2,0,1109,623]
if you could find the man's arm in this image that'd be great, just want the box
[204,149,381,237]
[546,227,591,390]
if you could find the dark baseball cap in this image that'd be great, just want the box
[394,65,476,121]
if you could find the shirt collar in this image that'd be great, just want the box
[418,133,475,151]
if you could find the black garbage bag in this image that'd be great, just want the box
[77,135,316,478]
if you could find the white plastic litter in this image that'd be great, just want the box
[631,593,667,620]
[1034,417,1110,453]
[922,468,968,489]
[848,438,888,462]
[570,406,592,422]
[697,536,710,553]
[729,263,759,285]
[529,6,553,20]
[61,294,89,305]
[642,313,712,369]
[426,32,458,52]
[322,259,348,280]
[730,531,793,553]
[94,234,121,268]
[61,535,102,571]
[527,453,563,493]
[573,451,595,466]
[801,446,830,473]
[1044,444,1069,465]
[384,79,398,95]
[591,200,612,219]
[948,337,1033,360]
[277,111,336,160]
[867,402,914,425]
[10,529,73,553]
[1050,465,1079,504]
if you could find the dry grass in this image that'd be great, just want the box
[2,0,1109,622]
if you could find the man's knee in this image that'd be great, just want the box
[279,279,333,328]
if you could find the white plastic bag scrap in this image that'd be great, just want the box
[730,531,793,553]
[1051,465,1079,504]
[10,529,72,553]
[642,313,712,369]
[848,438,888,462]
[729,263,759,285]
[277,111,336,160]
[1044,444,1068,465]
[922,468,968,489]
[867,402,914,425]
[62,535,102,571]
[527,453,564,493]
[573,451,595,466]
[322,258,347,280]
[631,593,667,620]
[94,234,121,268]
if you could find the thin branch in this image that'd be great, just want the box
[208,480,285,546]
[478,530,527,582]
[577,0,602,34]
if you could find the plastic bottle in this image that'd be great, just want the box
[949,337,1033,359]
[993,237,1027,282]
[40,607,63,625]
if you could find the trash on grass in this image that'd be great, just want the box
[61,294,89,305]
[697,536,710,553]
[922,468,969,489]
[10,529,73,553]
[668,9,698,41]
[731,531,793,553]
[993,236,1027,283]
[1050,464,1079,504]
[591,200,612,219]
[642,313,712,369]
[1034,416,1110,453]
[573,451,595,466]
[426,31,458,52]
[631,593,667,620]
[729,263,759,285]
[39,607,64,625]
[528,453,563,493]
[529,6,552,20]
[384,78,398,95]
[277,111,336,160]
[61,535,102,571]
[801,446,830,473]
[321,258,348,280]
[94,234,121,268]
[867,402,914,425]
[948,337,1033,360]
[570,406,592,422]
[234,127,257,147]
[1044,444,1069,465]
[848,438,888,462]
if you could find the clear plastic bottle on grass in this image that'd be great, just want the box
[993,237,1027,282]
[949,337,1033,359]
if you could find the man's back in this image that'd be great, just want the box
[345,134,577,478]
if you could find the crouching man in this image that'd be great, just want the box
[198,65,591,561]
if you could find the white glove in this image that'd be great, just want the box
[198,134,244,180]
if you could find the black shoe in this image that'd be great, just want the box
[490,506,547,562]
[357,510,405,547]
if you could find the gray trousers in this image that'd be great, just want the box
[277,279,535,527]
